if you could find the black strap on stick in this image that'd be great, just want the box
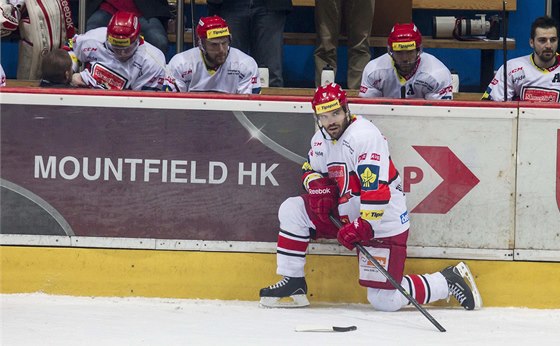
[329,215,446,332]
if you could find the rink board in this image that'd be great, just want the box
[515,106,560,258]
[1,245,559,309]
[2,90,560,308]
[1,89,559,261]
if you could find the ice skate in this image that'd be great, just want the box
[259,276,310,308]
[441,262,483,310]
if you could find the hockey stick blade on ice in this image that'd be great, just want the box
[295,325,357,332]
[329,215,446,333]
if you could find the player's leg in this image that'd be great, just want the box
[313,0,342,87]
[259,195,339,307]
[259,196,313,307]
[367,262,482,311]
[344,0,374,89]
[249,6,286,87]
[138,17,169,55]
[367,272,449,312]
[85,9,112,32]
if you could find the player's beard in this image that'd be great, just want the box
[396,61,416,76]
[206,51,228,67]
[326,116,349,140]
[536,48,556,65]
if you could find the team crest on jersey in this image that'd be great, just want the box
[91,63,127,90]
[357,164,379,191]
[327,163,348,195]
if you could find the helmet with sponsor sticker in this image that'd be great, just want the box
[196,15,231,41]
[106,11,140,61]
[387,23,422,53]
[311,82,348,114]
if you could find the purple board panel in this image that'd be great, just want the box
[1,104,314,242]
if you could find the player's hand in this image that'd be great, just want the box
[337,218,374,250]
[71,73,86,87]
[307,177,338,223]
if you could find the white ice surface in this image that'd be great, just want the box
[1,293,559,345]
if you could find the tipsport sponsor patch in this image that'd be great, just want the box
[392,41,416,51]
[361,209,384,220]
[207,27,230,39]
[315,99,340,114]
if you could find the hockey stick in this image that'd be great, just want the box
[329,215,446,333]
[295,325,357,332]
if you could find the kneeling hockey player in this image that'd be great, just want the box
[259,83,482,312]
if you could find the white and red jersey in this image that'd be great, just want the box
[0,64,6,87]
[482,54,560,102]
[359,52,453,100]
[302,115,409,238]
[70,27,166,91]
[165,47,261,94]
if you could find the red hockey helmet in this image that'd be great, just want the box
[107,11,140,47]
[311,82,348,114]
[387,23,422,52]
[196,15,231,41]
[106,11,141,61]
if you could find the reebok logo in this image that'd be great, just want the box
[309,188,331,194]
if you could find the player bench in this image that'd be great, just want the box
[170,0,517,89]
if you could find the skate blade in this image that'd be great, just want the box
[455,261,483,310]
[259,295,310,308]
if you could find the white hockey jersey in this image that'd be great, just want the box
[482,54,560,102]
[165,47,260,94]
[70,27,166,91]
[359,53,453,100]
[304,116,410,238]
[0,63,6,87]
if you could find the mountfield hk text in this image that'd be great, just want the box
[34,156,279,186]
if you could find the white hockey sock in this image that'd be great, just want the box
[276,229,309,277]
[402,272,449,304]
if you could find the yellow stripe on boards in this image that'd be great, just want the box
[1,246,559,308]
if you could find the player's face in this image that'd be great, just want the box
[108,39,139,62]
[203,37,230,66]
[316,107,348,140]
[531,27,558,66]
[392,49,420,76]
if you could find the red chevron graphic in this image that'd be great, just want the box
[412,146,480,214]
